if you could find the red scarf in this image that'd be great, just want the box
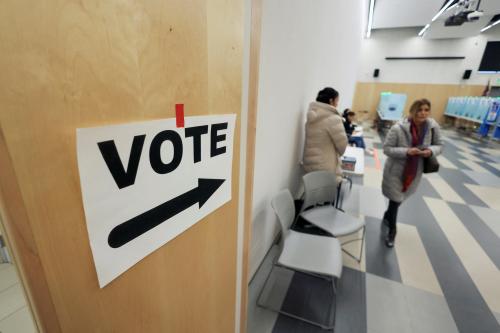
[402,120,427,192]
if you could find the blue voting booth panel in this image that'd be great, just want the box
[377,93,407,121]
[445,97,496,124]
[495,107,500,139]
[489,101,500,139]
[486,102,500,124]
[466,99,500,137]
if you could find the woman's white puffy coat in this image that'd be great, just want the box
[303,102,348,179]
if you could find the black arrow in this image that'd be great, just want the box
[108,178,225,248]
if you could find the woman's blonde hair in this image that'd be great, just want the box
[409,98,431,116]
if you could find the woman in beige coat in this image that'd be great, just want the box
[303,87,348,181]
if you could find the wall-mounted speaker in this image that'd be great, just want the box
[463,69,472,80]
[373,69,380,78]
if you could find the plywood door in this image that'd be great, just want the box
[0,0,243,332]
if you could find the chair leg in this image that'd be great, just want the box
[341,226,366,263]
[359,226,366,262]
[335,184,341,209]
[339,186,344,210]
[256,264,337,330]
[256,262,278,309]
[343,175,352,190]
[264,307,335,330]
[325,277,338,330]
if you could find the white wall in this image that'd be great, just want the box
[358,26,500,85]
[249,0,365,279]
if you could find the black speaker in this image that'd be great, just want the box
[463,69,472,79]
[373,69,380,78]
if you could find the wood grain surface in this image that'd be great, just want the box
[0,0,244,332]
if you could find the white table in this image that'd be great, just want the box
[351,127,363,138]
[341,146,365,175]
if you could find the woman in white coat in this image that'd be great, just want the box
[382,98,443,247]
[303,87,348,182]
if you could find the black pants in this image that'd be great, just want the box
[383,200,400,229]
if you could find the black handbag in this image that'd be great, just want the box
[423,129,439,174]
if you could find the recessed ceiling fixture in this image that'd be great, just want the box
[432,0,456,22]
[418,24,431,36]
[447,3,458,12]
[419,0,456,37]
[366,0,375,38]
[481,18,500,32]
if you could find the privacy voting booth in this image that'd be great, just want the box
[445,96,500,139]
[377,92,408,121]
[375,92,407,132]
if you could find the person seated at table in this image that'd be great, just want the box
[343,109,357,134]
[303,87,347,182]
[343,110,366,149]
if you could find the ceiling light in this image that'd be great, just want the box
[418,24,430,37]
[432,0,456,22]
[366,0,375,38]
[447,3,458,12]
[481,19,500,32]
[419,0,457,37]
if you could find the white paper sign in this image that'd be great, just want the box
[77,114,236,287]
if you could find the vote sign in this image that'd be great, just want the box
[77,114,236,287]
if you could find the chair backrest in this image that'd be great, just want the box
[302,171,337,211]
[271,189,296,233]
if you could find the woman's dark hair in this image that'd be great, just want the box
[316,87,339,104]
[409,98,431,115]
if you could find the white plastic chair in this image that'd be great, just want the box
[300,171,366,262]
[257,189,342,330]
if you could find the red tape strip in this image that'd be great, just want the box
[175,104,184,128]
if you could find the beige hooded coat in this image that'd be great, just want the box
[303,102,348,179]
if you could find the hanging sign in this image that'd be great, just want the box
[76,114,236,287]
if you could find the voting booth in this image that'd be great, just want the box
[444,97,495,123]
[377,93,408,121]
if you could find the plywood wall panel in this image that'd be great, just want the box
[0,0,243,332]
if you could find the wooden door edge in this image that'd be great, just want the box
[239,0,263,332]
[0,127,62,333]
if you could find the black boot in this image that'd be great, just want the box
[385,227,397,248]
